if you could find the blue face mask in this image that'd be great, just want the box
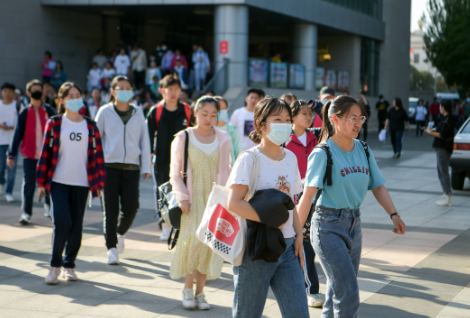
[116,90,134,103]
[265,123,292,146]
[65,99,84,113]
[217,110,228,122]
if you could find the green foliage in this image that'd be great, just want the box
[410,64,435,91]
[422,0,470,90]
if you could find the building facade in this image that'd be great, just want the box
[0,0,410,119]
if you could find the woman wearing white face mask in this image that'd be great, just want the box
[95,75,151,266]
[37,82,106,284]
[227,96,308,318]
[213,96,242,165]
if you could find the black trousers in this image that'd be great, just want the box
[416,120,425,136]
[102,167,140,249]
[358,123,369,142]
[153,163,170,218]
[50,182,89,268]
[134,70,146,90]
[23,158,50,216]
[304,239,320,295]
[378,117,386,132]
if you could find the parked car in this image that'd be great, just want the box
[450,117,470,189]
[408,97,419,124]
[436,92,460,104]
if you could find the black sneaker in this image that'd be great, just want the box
[397,153,401,159]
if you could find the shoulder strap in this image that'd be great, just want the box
[85,117,97,152]
[183,130,189,185]
[183,103,191,127]
[155,102,164,130]
[315,143,333,186]
[358,140,370,172]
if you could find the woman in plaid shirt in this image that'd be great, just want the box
[36,82,106,284]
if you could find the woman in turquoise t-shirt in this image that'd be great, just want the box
[297,95,406,318]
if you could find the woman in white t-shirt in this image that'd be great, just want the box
[227,96,309,318]
[415,99,428,136]
[37,82,106,285]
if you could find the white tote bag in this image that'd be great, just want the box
[196,149,260,266]
[378,129,387,142]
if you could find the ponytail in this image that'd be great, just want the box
[318,101,334,143]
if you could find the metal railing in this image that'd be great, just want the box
[201,58,230,96]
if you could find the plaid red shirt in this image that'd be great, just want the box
[36,115,106,197]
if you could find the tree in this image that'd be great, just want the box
[409,64,435,91]
[422,0,470,90]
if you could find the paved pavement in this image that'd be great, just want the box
[0,129,469,318]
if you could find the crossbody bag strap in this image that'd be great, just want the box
[358,140,371,177]
[183,130,189,185]
[316,143,333,186]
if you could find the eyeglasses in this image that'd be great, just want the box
[337,116,367,125]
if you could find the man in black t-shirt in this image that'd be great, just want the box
[146,74,191,240]
[375,94,390,132]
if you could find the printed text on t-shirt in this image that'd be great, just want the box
[340,166,369,177]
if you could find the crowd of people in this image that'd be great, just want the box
[7,67,470,317]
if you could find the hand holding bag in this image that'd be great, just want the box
[195,149,260,266]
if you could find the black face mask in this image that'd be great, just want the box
[30,91,43,100]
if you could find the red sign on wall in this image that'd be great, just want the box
[219,41,229,54]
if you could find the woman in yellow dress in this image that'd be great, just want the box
[169,96,232,310]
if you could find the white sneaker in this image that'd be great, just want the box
[5,193,15,203]
[61,267,78,281]
[182,287,196,309]
[308,293,325,308]
[44,204,51,218]
[160,225,171,241]
[107,248,119,265]
[195,292,210,310]
[0,184,5,197]
[117,234,125,253]
[45,267,61,284]
[19,213,31,225]
[436,194,453,206]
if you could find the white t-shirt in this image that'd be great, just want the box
[0,101,17,145]
[415,105,428,121]
[88,69,102,87]
[114,54,131,75]
[230,108,255,151]
[102,68,116,79]
[297,132,307,147]
[228,148,303,238]
[189,129,219,156]
[52,116,89,187]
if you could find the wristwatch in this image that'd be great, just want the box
[390,212,400,219]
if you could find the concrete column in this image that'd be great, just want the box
[293,23,318,91]
[214,5,249,88]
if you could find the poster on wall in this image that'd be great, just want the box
[324,69,337,90]
[270,62,288,88]
[289,64,305,89]
[337,71,350,92]
[316,67,325,90]
[248,59,268,87]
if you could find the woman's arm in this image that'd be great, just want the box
[297,186,318,227]
[384,119,389,130]
[227,185,260,222]
[371,185,406,234]
[424,129,440,138]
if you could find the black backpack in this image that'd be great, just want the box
[302,140,371,241]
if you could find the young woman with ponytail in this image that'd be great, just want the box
[297,95,406,317]
[36,82,105,284]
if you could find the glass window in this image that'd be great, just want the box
[321,0,383,19]
[361,37,380,96]
[414,53,420,64]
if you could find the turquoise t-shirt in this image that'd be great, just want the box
[305,139,386,209]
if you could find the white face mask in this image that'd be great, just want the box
[467,98,470,102]
[265,123,292,146]
[321,99,332,105]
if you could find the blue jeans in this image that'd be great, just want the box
[311,207,362,318]
[0,145,17,194]
[390,129,404,155]
[232,237,309,318]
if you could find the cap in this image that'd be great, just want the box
[320,86,335,97]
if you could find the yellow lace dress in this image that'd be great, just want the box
[169,142,224,280]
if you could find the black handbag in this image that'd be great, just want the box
[157,130,189,249]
